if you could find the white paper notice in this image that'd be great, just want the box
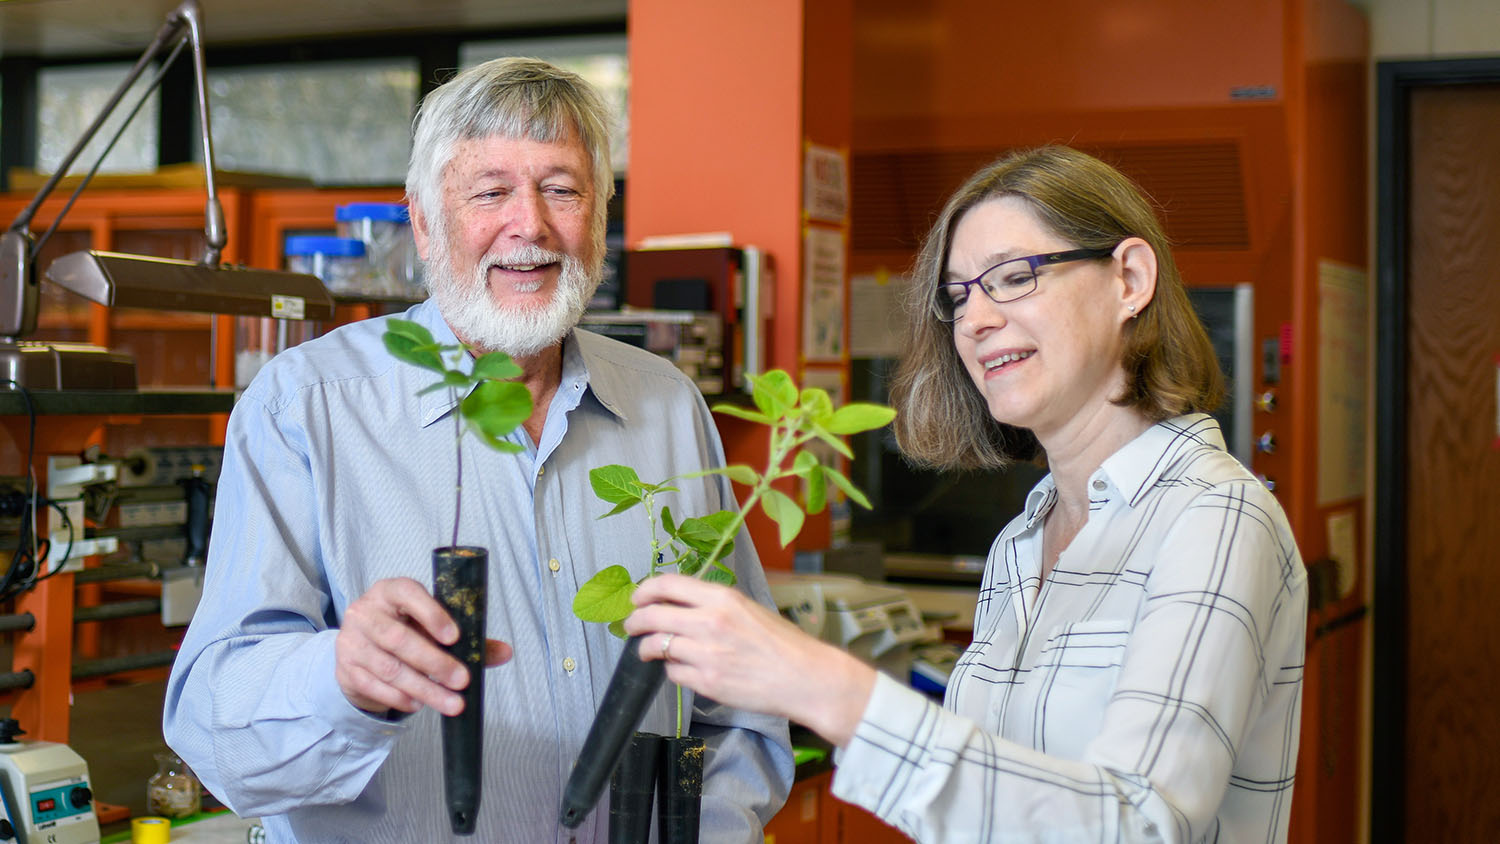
[802,226,846,362]
[1317,260,1368,506]
[803,143,849,224]
[849,272,906,358]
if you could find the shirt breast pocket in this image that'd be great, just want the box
[1033,619,1132,757]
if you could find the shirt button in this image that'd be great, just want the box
[562,657,576,673]
[548,558,561,572]
[1092,479,1106,491]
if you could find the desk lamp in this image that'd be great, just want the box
[0,0,334,391]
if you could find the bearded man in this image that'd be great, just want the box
[164,57,793,843]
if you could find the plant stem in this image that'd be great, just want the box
[693,415,803,578]
[452,385,462,550]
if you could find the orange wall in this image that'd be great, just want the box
[627,0,806,376]
[852,0,1286,128]
[628,0,855,568]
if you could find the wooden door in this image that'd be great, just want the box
[1399,81,1500,840]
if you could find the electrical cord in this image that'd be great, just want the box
[0,380,82,602]
[22,499,74,592]
[0,379,39,600]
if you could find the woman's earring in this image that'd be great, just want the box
[1128,304,1137,319]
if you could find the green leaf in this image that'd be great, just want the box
[799,388,834,425]
[821,465,872,509]
[825,402,898,435]
[471,351,523,381]
[599,498,641,518]
[679,465,760,486]
[789,450,820,477]
[462,380,532,445]
[590,465,643,505]
[442,370,471,389]
[702,564,736,586]
[472,435,526,454]
[711,404,774,426]
[761,487,805,547]
[678,549,705,576]
[572,565,637,623]
[659,505,676,537]
[675,510,737,555]
[383,320,446,372]
[804,459,827,514]
[607,619,628,639]
[751,369,797,418]
[810,426,855,460]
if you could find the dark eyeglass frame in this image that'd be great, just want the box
[933,246,1117,322]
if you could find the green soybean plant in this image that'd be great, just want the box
[571,367,896,657]
[382,318,533,546]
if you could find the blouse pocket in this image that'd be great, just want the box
[1032,619,1132,757]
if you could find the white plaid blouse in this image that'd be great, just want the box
[833,415,1306,843]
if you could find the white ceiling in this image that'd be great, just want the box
[0,0,628,58]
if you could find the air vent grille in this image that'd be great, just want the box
[850,141,1249,254]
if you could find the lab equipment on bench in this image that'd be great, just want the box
[765,571,930,678]
[0,719,100,844]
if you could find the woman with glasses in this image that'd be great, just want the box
[626,145,1307,842]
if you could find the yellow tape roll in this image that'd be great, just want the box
[132,815,171,844]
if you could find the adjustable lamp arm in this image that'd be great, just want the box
[0,0,227,339]
[7,0,224,263]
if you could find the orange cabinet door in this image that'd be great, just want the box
[764,770,831,844]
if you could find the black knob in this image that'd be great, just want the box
[70,785,92,808]
[0,817,14,839]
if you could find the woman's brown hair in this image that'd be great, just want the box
[889,145,1224,471]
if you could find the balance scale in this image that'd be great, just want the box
[766,571,929,677]
[0,721,100,844]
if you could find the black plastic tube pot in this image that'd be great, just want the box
[559,635,667,828]
[433,546,487,835]
[658,735,705,844]
[609,731,662,843]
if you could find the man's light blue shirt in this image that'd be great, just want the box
[163,299,793,843]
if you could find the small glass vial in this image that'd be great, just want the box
[147,751,201,819]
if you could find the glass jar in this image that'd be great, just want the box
[285,235,368,296]
[146,751,201,819]
[336,202,421,298]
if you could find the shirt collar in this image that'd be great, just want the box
[1022,474,1056,529]
[570,329,631,422]
[1097,413,1226,507]
[410,301,629,429]
[1019,412,1224,524]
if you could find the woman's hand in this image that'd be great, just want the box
[625,573,877,747]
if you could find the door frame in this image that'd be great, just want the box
[1373,55,1500,843]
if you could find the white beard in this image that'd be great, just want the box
[425,241,600,358]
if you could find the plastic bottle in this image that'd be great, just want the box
[336,202,421,298]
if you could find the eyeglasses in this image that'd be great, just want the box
[932,246,1117,322]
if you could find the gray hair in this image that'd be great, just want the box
[405,57,615,238]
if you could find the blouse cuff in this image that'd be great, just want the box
[829,672,947,816]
